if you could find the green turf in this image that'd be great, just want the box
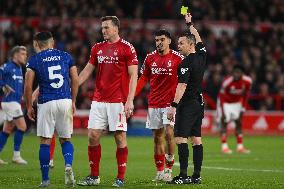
[0,135,283,188]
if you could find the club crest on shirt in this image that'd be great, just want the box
[167,60,172,67]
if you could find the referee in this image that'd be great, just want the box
[167,12,206,184]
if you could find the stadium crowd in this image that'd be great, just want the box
[2,0,284,22]
[1,0,284,110]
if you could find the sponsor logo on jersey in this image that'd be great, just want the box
[151,67,172,75]
[12,74,23,80]
[43,56,61,62]
[229,85,245,95]
[97,56,118,64]
[152,62,157,67]
[97,50,103,54]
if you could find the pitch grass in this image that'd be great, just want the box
[0,135,283,189]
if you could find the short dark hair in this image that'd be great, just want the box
[101,16,120,28]
[233,64,245,72]
[33,31,53,41]
[10,46,26,58]
[154,29,171,39]
[180,31,196,44]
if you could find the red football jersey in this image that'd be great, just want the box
[140,50,183,108]
[219,75,252,106]
[88,39,138,103]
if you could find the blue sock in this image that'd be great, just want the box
[39,144,50,181]
[61,141,74,167]
[0,132,9,152]
[14,129,24,152]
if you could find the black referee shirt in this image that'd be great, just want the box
[178,42,207,103]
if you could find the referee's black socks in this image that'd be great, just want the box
[192,144,203,178]
[178,143,189,177]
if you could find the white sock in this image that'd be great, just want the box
[13,151,20,157]
[157,170,164,175]
[222,143,229,150]
[237,144,244,149]
[165,154,174,162]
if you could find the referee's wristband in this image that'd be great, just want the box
[171,102,178,108]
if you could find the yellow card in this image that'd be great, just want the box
[180,6,188,15]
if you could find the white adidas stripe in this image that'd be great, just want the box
[173,162,284,173]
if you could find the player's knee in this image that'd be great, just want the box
[88,130,101,145]
[14,118,27,131]
[40,137,52,145]
[153,129,164,144]
[3,123,14,134]
[59,138,70,144]
[191,137,202,146]
[114,131,127,148]
[165,131,174,142]
[175,137,187,144]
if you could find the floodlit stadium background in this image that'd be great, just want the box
[0,0,283,135]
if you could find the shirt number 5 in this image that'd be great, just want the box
[48,65,64,88]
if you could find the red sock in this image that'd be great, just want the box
[236,134,243,144]
[116,147,128,181]
[88,145,101,177]
[154,154,165,171]
[50,135,56,160]
[221,134,227,144]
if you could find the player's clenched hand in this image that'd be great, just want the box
[27,106,35,121]
[167,107,176,122]
[124,100,134,118]
[2,84,15,97]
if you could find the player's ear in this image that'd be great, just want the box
[33,41,39,52]
[50,38,55,48]
[168,38,172,45]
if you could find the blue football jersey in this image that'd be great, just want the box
[0,61,24,103]
[26,49,74,104]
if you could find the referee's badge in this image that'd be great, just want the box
[181,68,188,74]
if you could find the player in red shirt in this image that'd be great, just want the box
[216,64,252,154]
[77,16,138,187]
[135,29,183,182]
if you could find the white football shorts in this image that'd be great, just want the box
[146,107,174,129]
[88,101,127,132]
[1,102,24,121]
[37,99,73,138]
[216,100,242,123]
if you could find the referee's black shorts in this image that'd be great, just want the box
[174,99,204,138]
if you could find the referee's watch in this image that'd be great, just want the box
[171,102,178,108]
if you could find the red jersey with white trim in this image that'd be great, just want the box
[140,50,183,108]
[219,75,252,106]
[88,39,138,103]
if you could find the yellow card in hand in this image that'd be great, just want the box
[180,6,188,15]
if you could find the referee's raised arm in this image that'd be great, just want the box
[185,13,202,44]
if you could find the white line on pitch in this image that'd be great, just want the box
[173,163,284,173]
